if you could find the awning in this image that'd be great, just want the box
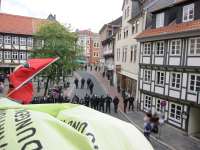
[76,60,86,63]
[118,70,138,80]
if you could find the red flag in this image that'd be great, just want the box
[9,58,58,88]
[7,82,34,104]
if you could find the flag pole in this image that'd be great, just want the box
[4,57,59,99]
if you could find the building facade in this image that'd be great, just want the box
[99,17,122,74]
[0,13,55,75]
[77,30,100,66]
[136,0,200,135]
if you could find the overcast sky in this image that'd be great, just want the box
[1,0,123,33]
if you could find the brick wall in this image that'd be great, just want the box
[90,39,99,65]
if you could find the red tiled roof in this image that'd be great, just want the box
[175,0,183,3]
[136,20,200,38]
[79,30,100,37]
[0,13,34,35]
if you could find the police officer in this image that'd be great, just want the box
[74,77,79,89]
[91,65,92,71]
[89,81,94,94]
[99,95,105,113]
[72,93,79,104]
[58,93,64,103]
[96,95,100,110]
[90,95,96,109]
[40,96,47,104]
[47,95,53,103]
[63,95,70,103]
[87,78,91,89]
[105,94,112,113]
[84,93,90,107]
[113,95,119,113]
[81,77,85,89]
[79,98,85,105]
[72,99,78,104]
[128,94,135,111]
[32,97,39,104]
[85,64,87,71]
[123,95,129,113]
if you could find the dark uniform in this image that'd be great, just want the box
[128,95,135,111]
[47,96,54,103]
[99,95,105,113]
[32,97,39,104]
[87,78,91,89]
[85,65,87,71]
[71,99,78,104]
[84,93,90,107]
[113,96,119,113]
[89,82,94,94]
[91,66,92,71]
[58,94,64,103]
[123,95,129,113]
[105,94,112,113]
[72,94,79,104]
[40,97,47,104]
[90,95,96,109]
[74,78,79,89]
[81,78,85,89]
[96,95,100,110]
[79,99,85,105]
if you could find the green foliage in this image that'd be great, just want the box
[31,21,83,95]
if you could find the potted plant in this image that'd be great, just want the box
[117,84,120,93]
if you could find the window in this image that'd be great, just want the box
[123,27,128,38]
[12,52,18,59]
[20,38,26,45]
[4,51,10,59]
[94,52,99,57]
[144,95,151,108]
[20,52,26,59]
[94,41,99,48]
[124,9,127,19]
[171,40,181,55]
[156,99,164,113]
[183,4,194,22]
[27,52,31,60]
[127,7,129,17]
[117,31,121,40]
[86,47,90,53]
[170,103,182,122]
[37,40,42,46]
[12,37,18,45]
[126,0,128,4]
[132,23,135,34]
[171,73,181,89]
[0,36,2,43]
[116,48,120,61]
[0,51,2,59]
[132,81,137,98]
[28,38,33,45]
[156,13,164,28]
[81,38,84,43]
[156,71,165,85]
[144,70,151,82]
[87,38,90,44]
[122,48,127,62]
[130,46,137,62]
[189,38,200,55]
[156,41,164,55]
[189,74,200,92]
[126,79,131,93]
[136,21,139,33]
[4,36,11,44]
[144,43,151,55]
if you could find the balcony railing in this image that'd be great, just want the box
[103,49,112,54]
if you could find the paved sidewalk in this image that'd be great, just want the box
[88,70,200,150]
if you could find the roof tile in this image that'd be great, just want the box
[79,30,100,37]
[136,20,200,38]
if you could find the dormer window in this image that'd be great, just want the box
[156,13,164,28]
[183,4,194,22]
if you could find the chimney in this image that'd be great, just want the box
[54,14,56,20]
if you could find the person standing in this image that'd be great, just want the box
[84,93,90,107]
[91,65,92,71]
[74,77,79,89]
[99,95,105,113]
[87,78,91,89]
[96,95,100,111]
[85,64,87,71]
[123,95,129,113]
[90,95,96,109]
[113,95,119,113]
[105,94,112,113]
[128,94,135,111]
[89,81,94,94]
[81,77,85,89]
[144,120,153,141]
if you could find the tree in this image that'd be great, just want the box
[31,21,83,96]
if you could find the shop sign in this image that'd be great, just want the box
[0,64,10,67]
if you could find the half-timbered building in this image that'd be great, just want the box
[136,0,200,135]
